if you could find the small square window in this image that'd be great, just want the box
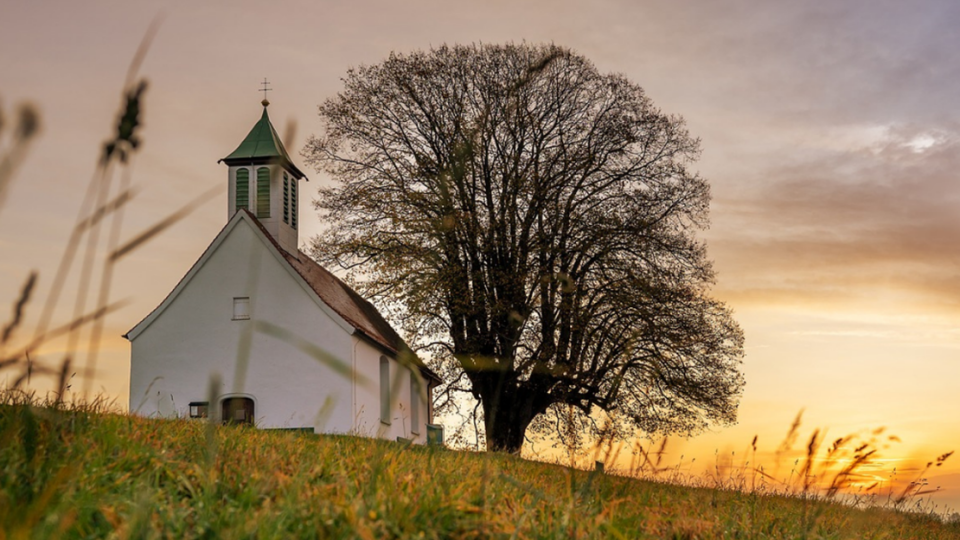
[233,297,250,320]
[189,402,209,418]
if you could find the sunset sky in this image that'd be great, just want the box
[2,0,958,511]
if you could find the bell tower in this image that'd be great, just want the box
[220,95,307,255]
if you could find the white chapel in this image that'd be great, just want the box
[126,99,441,443]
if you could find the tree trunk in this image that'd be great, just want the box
[479,381,541,453]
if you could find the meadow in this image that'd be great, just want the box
[3,36,959,540]
[2,391,958,540]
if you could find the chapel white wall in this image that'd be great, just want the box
[129,218,353,433]
[352,337,429,443]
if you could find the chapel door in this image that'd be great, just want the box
[221,397,255,425]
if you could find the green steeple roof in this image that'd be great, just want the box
[220,104,306,179]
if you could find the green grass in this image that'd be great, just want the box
[2,394,958,539]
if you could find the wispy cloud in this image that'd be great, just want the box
[710,122,960,314]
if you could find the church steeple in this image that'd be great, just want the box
[220,99,307,255]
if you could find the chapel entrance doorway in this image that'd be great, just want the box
[221,397,255,425]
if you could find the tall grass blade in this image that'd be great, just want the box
[108,183,222,262]
[252,320,366,386]
[1,271,37,346]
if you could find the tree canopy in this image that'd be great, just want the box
[305,43,744,453]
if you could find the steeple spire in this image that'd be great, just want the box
[220,106,306,180]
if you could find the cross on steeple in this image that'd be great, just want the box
[260,78,272,106]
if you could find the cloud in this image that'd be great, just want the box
[707,1,960,126]
[709,122,960,313]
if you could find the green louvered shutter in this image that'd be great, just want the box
[283,172,290,224]
[291,177,298,228]
[256,167,270,218]
[235,168,249,212]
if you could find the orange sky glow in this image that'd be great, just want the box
[2,0,958,514]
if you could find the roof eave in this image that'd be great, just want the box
[217,156,308,181]
[352,325,442,383]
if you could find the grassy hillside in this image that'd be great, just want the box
[1,397,958,540]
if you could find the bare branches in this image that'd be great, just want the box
[308,43,744,452]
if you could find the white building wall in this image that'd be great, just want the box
[129,217,355,433]
[352,337,429,443]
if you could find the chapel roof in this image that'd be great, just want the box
[219,104,307,180]
[244,211,441,383]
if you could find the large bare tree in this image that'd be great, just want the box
[305,43,744,453]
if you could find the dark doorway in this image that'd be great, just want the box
[221,397,255,425]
